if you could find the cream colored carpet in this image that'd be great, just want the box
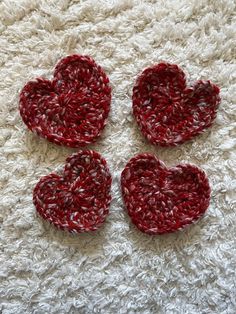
[0,0,236,313]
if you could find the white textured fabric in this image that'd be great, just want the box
[1,0,236,313]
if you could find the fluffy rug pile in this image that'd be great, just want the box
[0,0,235,313]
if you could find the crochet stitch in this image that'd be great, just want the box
[33,150,112,233]
[132,63,220,146]
[19,55,111,147]
[121,153,210,235]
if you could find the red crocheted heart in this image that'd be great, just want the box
[121,154,210,235]
[133,63,220,146]
[33,150,112,233]
[19,55,111,147]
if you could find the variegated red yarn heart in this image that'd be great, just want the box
[19,55,111,147]
[133,63,220,146]
[33,150,112,233]
[121,153,210,235]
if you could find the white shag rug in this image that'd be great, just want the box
[1,0,236,313]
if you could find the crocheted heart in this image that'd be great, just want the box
[133,63,220,146]
[121,154,210,235]
[33,150,112,233]
[19,55,111,147]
